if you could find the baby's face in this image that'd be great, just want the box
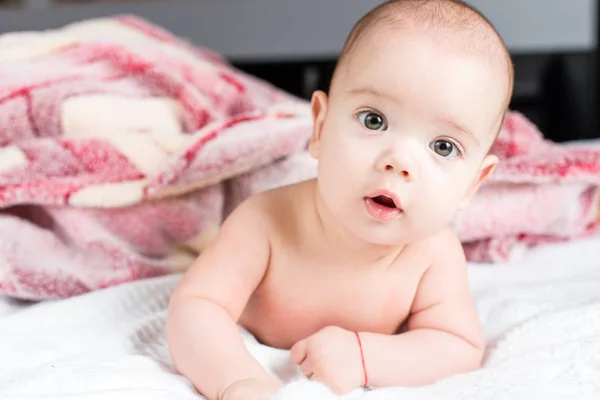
[309,30,507,246]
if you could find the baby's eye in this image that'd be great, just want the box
[357,111,387,131]
[430,140,460,158]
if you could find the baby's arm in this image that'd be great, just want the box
[359,229,484,388]
[166,199,277,400]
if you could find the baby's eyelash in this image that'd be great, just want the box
[450,140,465,155]
[354,107,385,118]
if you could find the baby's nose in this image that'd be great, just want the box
[383,163,411,180]
[377,146,418,181]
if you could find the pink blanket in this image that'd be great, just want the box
[456,113,600,262]
[0,17,598,300]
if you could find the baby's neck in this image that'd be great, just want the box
[310,182,403,267]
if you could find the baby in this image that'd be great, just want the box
[167,1,514,399]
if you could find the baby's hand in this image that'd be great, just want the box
[218,377,283,400]
[290,326,364,394]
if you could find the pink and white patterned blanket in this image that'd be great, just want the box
[0,16,598,300]
[456,113,600,262]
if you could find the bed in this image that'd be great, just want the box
[0,3,599,400]
[1,235,599,399]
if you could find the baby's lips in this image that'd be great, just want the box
[366,188,402,210]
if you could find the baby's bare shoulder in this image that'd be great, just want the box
[249,180,313,227]
[407,229,483,351]
[236,180,294,211]
[423,226,466,270]
[407,228,469,310]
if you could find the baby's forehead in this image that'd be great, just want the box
[334,1,513,109]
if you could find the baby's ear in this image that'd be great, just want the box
[458,154,498,210]
[308,90,328,159]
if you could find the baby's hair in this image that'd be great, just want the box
[333,0,514,112]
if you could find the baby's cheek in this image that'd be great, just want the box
[327,145,365,180]
[412,190,457,229]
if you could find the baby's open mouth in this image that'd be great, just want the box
[364,193,403,222]
[371,195,398,209]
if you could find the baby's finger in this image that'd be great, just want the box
[299,358,314,379]
[289,339,307,365]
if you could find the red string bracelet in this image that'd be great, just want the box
[354,331,369,388]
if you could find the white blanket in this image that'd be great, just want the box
[1,236,600,400]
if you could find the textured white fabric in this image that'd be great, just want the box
[1,236,599,400]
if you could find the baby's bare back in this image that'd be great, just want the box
[239,180,431,349]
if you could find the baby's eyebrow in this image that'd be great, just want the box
[440,118,478,145]
[348,87,400,104]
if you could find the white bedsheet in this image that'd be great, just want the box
[1,236,599,400]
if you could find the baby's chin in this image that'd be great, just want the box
[349,219,450,247]
[350,223,422,247]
